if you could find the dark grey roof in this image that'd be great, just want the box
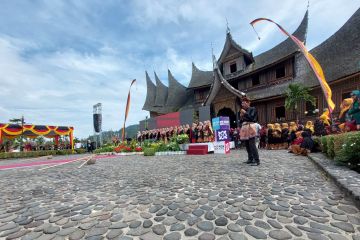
[142,71,157,111]
[187,62,214,89]
[165,70,187,111]
[218,32,254,65]
[227,10,308,80]
[303,7,360,86]
[247,8,360,101]
[178,89,200,111]
[154,72,168,108]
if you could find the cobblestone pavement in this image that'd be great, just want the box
[0,150,359,240]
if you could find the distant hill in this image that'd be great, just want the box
[120,124,139,139]
[88,124,139,144]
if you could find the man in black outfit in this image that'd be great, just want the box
[239,97,260,166]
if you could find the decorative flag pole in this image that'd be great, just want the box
[250,18,335,114]
[122,79,136,141]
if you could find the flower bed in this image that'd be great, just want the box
[320,131,360,173]
[94,141,143,155]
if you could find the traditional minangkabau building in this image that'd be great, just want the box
[141,9,360,129]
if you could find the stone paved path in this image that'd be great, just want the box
[0,150,359,240]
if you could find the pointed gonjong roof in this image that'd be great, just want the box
[252,10,309,69]
[165,70,187,111]
[142,71,157,111]
[225,10,309,80]
[247,9,360,100]
[187,62,214,89]
[306,8,360,85]
[154,72,168,108]
[217,31,254,66]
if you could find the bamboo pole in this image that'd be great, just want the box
[38,156,90,171]
[78,155,95,168]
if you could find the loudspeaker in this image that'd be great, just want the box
[93,113,102,133]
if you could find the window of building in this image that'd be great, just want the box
[252,75,260,86]
[230,63,237,73]
[275,106,285,121]
[305,97,318,116]
[276,66,285,79]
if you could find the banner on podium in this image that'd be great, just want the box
[214,141,230,154]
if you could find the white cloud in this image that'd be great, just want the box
[0,0,358,138]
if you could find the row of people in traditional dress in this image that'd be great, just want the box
[137,125,191,143]
[137,121,214,143]
[319,90,360,133]
[189,121,214,143]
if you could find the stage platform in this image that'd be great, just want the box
[180,141,235,153]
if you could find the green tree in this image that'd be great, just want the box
[285,83,315,122]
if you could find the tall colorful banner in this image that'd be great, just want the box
[250,18,335,113]
[122,79,136,141]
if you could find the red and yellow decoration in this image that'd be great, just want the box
[0,124,74,150]
[250,17,336,113]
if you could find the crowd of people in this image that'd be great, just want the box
[137,120,214,144]
[136,90,360,159]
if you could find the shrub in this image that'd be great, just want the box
[173,134,189,144]
[75,149,87,154]
[333,134,347,154]
[166,142,180,151]
[143,148,155,156]
[321,136,328,154]
[335,132,360,172]
[0,149,75,159]
[312,137,321,152]
[326,135,335,159]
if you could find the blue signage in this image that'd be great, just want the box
[212,117,220,131]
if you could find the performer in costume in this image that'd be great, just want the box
[267,124,274,150]
[259,125,267,149]
[272,123,282,150]
[185,124,190,140]
[281,123,289,149]
[239,97,260,166]
[289,122,298,144]
[314,118,327,136]
[197,122,204,143]
[304,121,314,135]
[203,123,209,142]
[349,90,360,130]
[191,123,197,143]
[338,98,353,131]
[207,121,214,142]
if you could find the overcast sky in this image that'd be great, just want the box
[0,0,359,138]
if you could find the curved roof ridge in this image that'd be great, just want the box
[307,7,360,83]
[142,71,157,111]
[218,31,254,65]
[249,10,309,71]
[188,62,214,89]
[154,71,168,108]
[165,69,187,110]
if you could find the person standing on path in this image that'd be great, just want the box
[239,97,260,166]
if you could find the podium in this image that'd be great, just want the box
[212,116,231,154]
